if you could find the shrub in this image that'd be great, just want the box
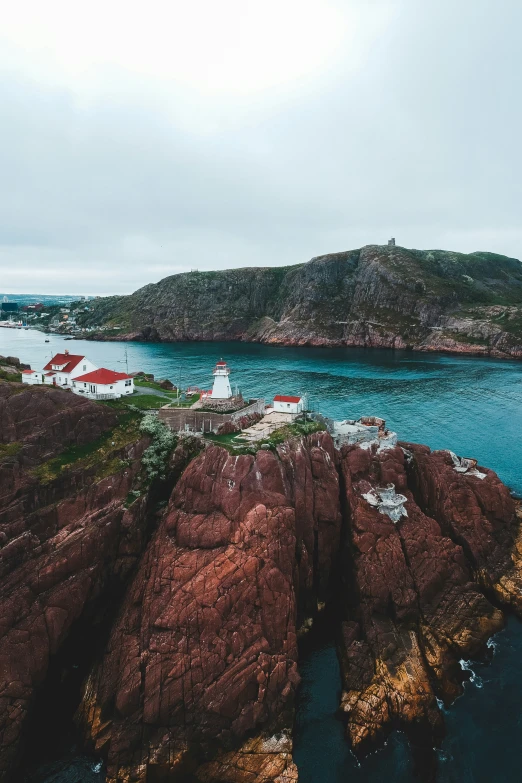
[140,415,177,481]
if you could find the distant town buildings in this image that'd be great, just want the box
[388,238,396,246]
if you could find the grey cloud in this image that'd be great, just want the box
[1,0,521,294]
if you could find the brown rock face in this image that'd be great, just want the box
[77,433,341,782]
[0,382,153,780]
[337,443,506,755]
[2,382,522,783]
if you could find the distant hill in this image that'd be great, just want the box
[76,245,522,358]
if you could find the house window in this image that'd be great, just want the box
[287,403,290,408]
[83,365,86,371]
[125,380,131,386]
[84,383,87,387]
[110,385,113,389]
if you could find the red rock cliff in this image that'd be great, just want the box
[0,382,157,780]
[78,433,341,783]
[2,385,522,783]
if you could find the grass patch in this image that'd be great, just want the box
[205,419,326,455]
[204,431,244,446]
[125,489,142,508]
[33,412,141,484]
[442,330,488,346]
[0,368,22,382]
[0,441,22,460]
[135,378,177,394]
[489,310,522,338]
[102,394,170,411]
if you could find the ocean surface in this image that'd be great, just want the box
[2,329,522,783]
[0,294,81,307]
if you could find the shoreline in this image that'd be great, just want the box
[76,331,522,361]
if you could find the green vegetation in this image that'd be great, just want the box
[103,394,169,411]
[68,245,522,352]
[125,489,142,508]
[0,368,22,382]
[134,378,177,393]
[0,441,22,460]
[442,331,488,346]
[33,411,141,484]
[140,415,177,480]
[175,393,201,406]
[490,309,522,338]
[204,418,326,455]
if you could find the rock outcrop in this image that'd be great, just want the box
[2,380,522,782]
[0,382,149,779]
[337,443,506,754]
[0,381,201,781]
[78,245,522,358]
[77,433,341,782]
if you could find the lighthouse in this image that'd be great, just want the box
[211,360,233,399]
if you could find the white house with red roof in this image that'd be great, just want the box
[21,369,42,385]
[71,368,134,399]
[42,351,97,387]
[273,394,304,414]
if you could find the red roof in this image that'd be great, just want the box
[43,353,85,373]
[44,372,56,377]
[74,368,132,384]
[274,395,302,403]
[216,361,227,366]
[22,369,36,374]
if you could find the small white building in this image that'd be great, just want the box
[21,369,42,385]
[273,394,304,414]
[42,351,97,387]
[211,360,233,399]
[72,368,134,399]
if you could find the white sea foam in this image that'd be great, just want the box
[487,637,499,654]
[459,659,484,688]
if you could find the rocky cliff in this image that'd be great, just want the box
[80,245,522,358]
[0,381,200,781]
[1,377,522,782]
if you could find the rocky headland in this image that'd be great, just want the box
[77,245,522,358]
[1,375,522,782]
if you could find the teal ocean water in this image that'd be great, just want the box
[3,329,522,782]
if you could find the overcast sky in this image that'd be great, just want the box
[1,0,521,295]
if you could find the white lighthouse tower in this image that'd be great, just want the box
[211,359,233,399]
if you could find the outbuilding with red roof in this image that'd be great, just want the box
[273,394,304,414]
[21,369,42,386]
